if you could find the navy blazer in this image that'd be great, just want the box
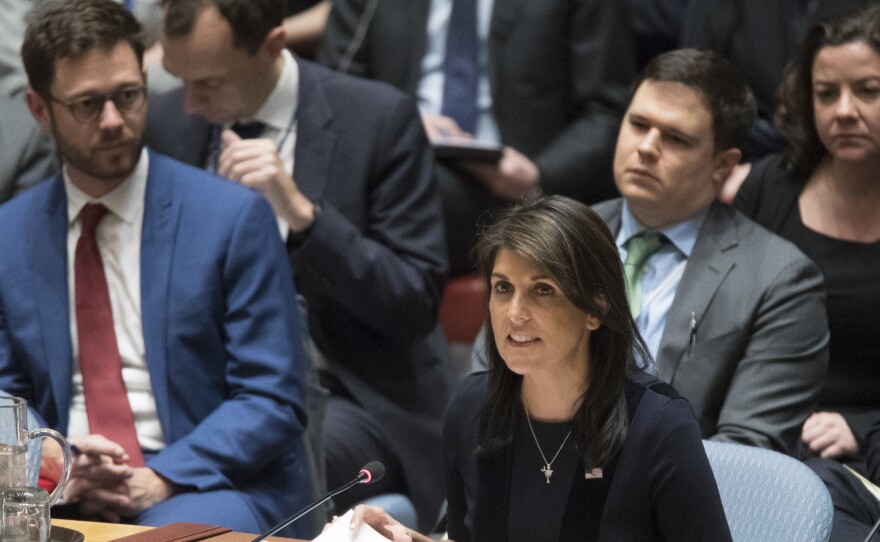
[146,58,452,530]
[444,372,731,541]
[0,151,311,535]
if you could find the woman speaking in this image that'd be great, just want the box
[346,196,729,541]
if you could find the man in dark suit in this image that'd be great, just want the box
[0,0,310,536]
[319,0,635,274]
[595,49,829,454]
[149,0,451,530]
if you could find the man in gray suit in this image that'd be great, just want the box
[0,0,57,201]
[475,49,829,455]
[597,49,828,454]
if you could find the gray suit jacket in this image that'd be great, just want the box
[594,199,829,454]
[0,0,58,202]
[0,91,57,203]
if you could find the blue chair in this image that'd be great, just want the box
[703,440,833,542]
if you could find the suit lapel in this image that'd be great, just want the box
[139,151,179,433]
[34,178,74,430]
[656,203,738,382]
[293,61,336,201]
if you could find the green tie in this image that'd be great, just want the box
[624,232,665,316]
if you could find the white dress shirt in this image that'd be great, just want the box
[65,148,165,450]
[417,0,499,143]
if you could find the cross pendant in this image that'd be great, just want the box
[541,464,553,484]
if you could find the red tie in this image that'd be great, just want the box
[75,203,144,466]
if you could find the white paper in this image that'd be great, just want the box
[312,510,391,542]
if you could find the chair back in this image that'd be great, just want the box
[703,440,833,542]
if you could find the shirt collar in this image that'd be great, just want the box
[65,147,149,226]
[617,201,709,258]
[237,49,299,132]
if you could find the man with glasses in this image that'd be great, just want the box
[0,0,312,536]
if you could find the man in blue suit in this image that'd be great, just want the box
[0,0,311,536]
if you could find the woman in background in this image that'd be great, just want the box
[344,196,730,541]
[735,5,880,468]
[734,7,880,540]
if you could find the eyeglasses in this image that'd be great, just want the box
[50,85,147,122]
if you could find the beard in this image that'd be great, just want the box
[52,124,144,185]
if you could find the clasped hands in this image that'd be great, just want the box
[422,113,541,201]
[41,435,174,522]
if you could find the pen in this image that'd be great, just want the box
[689,312,697,346]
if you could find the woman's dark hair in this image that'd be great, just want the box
[21,0,144,100]
[474,196,650,470]
[778,5,880,177]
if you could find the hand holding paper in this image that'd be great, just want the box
[314,509,408,542]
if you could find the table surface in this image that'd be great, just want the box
[52,519,306,542]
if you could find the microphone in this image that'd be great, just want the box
[250,461,385,542]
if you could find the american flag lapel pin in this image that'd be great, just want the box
[585,467,603,480]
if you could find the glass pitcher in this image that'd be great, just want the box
[0,396,71,505]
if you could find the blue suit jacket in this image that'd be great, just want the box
[0,150,311,535]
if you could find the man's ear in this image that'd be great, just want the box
[261,26,287,58]
[25,89,53,135]
[711,147,742,188]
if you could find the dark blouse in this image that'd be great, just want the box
[443,372,731,541]
[735,153,880,441]
[509,415,577,542]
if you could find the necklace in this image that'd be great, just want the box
[523,398,572,484]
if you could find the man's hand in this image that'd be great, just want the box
[40,435,133,521]
[218,130,316,232]
[422,113,471,141]
[802,412,860,459]
[463,146,541,201]
[99,467,176,519]
[42,434,132,502]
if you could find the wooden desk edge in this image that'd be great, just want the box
[52,519,306,542]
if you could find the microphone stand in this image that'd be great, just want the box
[250,472,368,542]
[864,515,880,542]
